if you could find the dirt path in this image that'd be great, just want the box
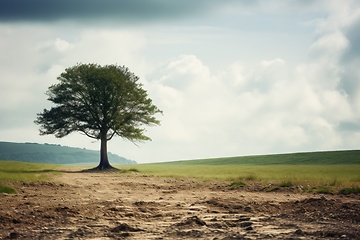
[1,170,359,239]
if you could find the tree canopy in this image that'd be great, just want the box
[35,63,162,169]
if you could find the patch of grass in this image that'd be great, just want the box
[339,187,360,195]
[279,180,294,188]
[0,161,60,182]
[243,173,257,181]
[314,186,332,194]
[0,184,16,194]
[0,161,61,193]
[329,178,338,186]
[230,181,246,188]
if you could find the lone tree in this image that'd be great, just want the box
[35,63,162,170]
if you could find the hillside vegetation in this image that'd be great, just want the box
[121,150,360,192]
[0,141,136,165]
[157,150,360,165]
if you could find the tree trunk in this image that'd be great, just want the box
[95,132,112,170]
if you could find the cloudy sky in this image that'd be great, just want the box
[1,0,359,163]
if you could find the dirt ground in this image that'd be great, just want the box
[0,170,359,240]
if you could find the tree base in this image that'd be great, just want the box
[83,164,119,172]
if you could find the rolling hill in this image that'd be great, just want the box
[159,150,360,165]
[0,141,136,165]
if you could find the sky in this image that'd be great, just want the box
[1,0,360,163]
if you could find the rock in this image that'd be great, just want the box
[177,216,207,227]
[210,223,223,229]
[12,218,21,224]
[8,232,20,238]
[244,206,253,213]
[240,221,253,228]
[245,226,253,231]
[111,223,143,232]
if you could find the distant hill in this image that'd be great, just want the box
[161,150,360,165]
[0,142,136,165]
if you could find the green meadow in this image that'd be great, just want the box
[122,164,359,188]
[0,161,60,193]
[120,150,360,193]
[1,150,359,194]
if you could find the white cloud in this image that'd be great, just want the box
[36,37,73,53]
[310,31,349,60]
[157,54,212,91]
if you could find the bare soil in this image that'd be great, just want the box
[0,170,359,239]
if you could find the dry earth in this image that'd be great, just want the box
[0,170,359,240]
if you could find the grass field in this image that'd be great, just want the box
[121,164,358,181]
[0,161,60,193]
[121,163,359,183]
[1,150,359,194]
[119,150,360,193]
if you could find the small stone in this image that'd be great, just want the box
[245,226,253,231]
[244,206,253,212]
[240,221,253,228]
[12,218,21,224]
[9,232,20,238]
[294,229,303,235]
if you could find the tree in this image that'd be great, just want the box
[35,63,162,170]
